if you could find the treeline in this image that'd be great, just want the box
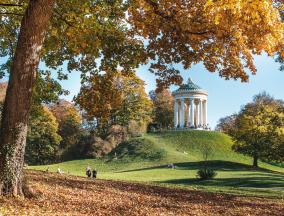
[0,96,142,165]
[27,100,135,165]
[0,72,175,165]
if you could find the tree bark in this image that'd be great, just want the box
[0,0,55,196]
[253,155,258,167]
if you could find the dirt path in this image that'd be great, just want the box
[0,171,283,215]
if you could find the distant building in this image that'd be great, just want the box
[172,78,208,129]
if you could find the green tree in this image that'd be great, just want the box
[149,89,173,128]
[25,105,61,165]
[231,92,284,167]
[0,78,65,164]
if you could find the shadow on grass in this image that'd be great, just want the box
[119,160,281,173]
[157,175,284,190]
[118,160,284,191]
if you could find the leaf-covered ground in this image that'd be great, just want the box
[0,171,283,215]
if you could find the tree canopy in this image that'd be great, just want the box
[49,100,82,158]
[129,0,284,89]
[215,114,237,135]
[25,105,62,165]
[231,92,284,167]
[75,71,153,135]
[1,0,283,88]
[0,0,146,84]
[149,89,173,128]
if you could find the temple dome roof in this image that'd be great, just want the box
[172,78,207,96]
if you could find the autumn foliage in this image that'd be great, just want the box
[129,0,284,89]
[149,89,174,128]
[0,171,283,215]
[75,72,153,135]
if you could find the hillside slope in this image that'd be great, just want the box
[144,131,283,171]
[31,131,284,197]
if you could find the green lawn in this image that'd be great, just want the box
[30,131,284,198]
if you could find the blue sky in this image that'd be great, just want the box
[1,54,283,128]
[59,54,284,128]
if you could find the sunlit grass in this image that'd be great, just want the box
[30,130,284,197]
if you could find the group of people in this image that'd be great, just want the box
[167,163,177,169]
[47,166,97,178]
[86,166,97,178]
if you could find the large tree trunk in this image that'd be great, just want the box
[0,0,55,196]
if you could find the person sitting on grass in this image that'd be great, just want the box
[57,167,63,174]
[92,169,97,179]
[167,163,176,169]
[86,166,91,178]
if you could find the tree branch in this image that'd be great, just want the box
[0,3,23,7]
[8,38,15,58]
[54,9,75,27]
[145,0,173,20]
[0,12,23,16]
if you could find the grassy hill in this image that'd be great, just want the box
[30,130,284,197]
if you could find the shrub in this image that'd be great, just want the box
[81,125,128,158]
[196,168,217,180]
[128,120,145,137]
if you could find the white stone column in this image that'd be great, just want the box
[190,99,194,127]
[179,98,185,128]
[199,99,203,127]
[174,99,179,128]
[196,101,199,127]
[203,100,207,126]
[187,99,190,127]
